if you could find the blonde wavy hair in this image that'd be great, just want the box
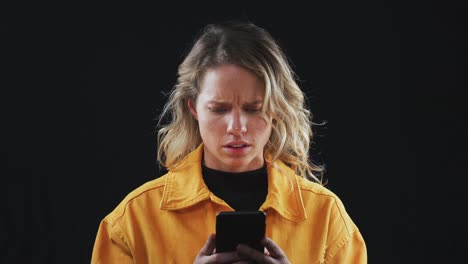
[157,21,324,184]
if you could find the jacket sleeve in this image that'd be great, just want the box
[91,218,134,264]
[324,196,367,263]
[327,230,367,263]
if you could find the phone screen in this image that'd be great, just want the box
[215,211,266,253]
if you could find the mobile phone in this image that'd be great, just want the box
[215,211,266,253]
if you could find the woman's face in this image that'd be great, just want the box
[188,64,272,172]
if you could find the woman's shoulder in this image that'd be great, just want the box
[295,175,350,210]
[296,175,359,233]
[127,174,168,198]
[103,173,169,223]
[295,175,336,198]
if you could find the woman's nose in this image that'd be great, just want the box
[227,110,247,135]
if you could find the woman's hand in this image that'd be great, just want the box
[236,237,290,264]
[194,234,245,264]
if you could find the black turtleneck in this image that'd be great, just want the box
[202,165,268,211]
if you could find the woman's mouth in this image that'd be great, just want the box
[228,144,246,148]
[223,143,251,154]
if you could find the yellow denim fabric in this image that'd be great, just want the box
[91,144,367,263]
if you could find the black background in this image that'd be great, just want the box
[2,2,467,263]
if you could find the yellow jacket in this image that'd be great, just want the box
[91,145,367,263]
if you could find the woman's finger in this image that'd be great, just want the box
[196,234,247,263]
[199,233,216,256]
[262,237,286,259]
[237,244,271,264]
[208,251,244,263]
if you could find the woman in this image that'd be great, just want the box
[91,21,367,263]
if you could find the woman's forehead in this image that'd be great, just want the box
[198,65,265,101]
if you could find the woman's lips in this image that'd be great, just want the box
[223,144,251,155]
[227,144,247,148]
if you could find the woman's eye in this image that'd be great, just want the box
[208,107,228,113]
[245,108,261,113]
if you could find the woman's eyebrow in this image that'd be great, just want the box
[207,100,230,106]
[243,100,263,106]
[206,100,263,106]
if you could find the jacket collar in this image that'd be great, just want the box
[160,144,307,222]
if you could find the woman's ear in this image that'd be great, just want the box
[188,99,198,120]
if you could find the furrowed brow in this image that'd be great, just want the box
[243,100,263,107]
[207,100,230,106]
[206,99,264,107]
